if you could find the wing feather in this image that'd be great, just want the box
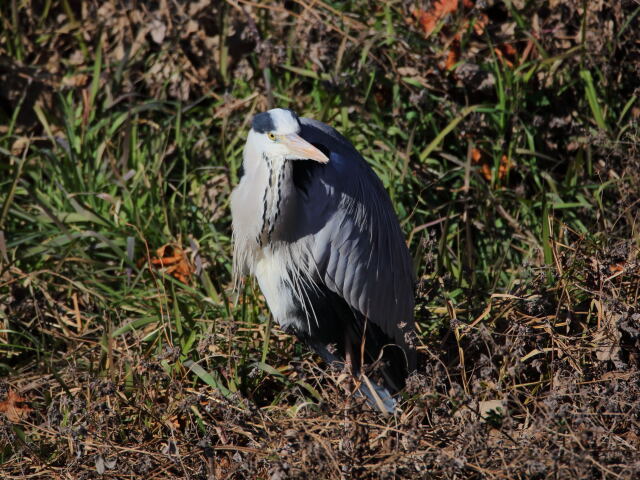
[296,117,416,372]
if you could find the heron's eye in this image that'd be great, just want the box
[267,132,276,141]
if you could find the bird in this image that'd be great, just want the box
[230,108,416,413]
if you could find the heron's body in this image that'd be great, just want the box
[231,109,415,412]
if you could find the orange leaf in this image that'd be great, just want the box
[445,47,459,70]
[412,0,458,36]
[0,390,33,422]
[609,263,624,273]
[473,13,489,36]
[474,154,510,182]
[436,0,459,16]
[412,8,437,36]
[498,154,511,180]
[471,147,482,163]
[139,244,195,284]
[494,47,514,69]
[502,43,517,58]
[481,164,492,181]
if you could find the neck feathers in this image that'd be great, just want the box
[259,156,290,246]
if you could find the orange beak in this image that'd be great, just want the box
[281,134,329,164]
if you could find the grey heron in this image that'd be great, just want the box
[230,108,416,413]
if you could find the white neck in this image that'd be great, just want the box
[258,156,291,245]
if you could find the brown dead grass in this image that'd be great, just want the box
[2,238,639,478]
[2,0,640,478]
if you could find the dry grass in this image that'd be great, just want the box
[1,0,640,478]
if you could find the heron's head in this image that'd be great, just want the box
[245,108,329,166]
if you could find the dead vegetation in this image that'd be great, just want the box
[1,0,640,478]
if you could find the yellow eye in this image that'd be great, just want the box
[267,132,276,141]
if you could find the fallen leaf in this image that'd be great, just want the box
[397,66,420,77]
[471,150,510,181]
[501,43,517,58]
[62,73,90,88]
[436,0,459,16]
[498,154,511,180]
[411,8,436,36]
[139,244,194,284]
[473,13,489,35]
[471,147,482,163]
[481,163,492,181]
[445,45,459,70]
[412,0,459,36]
[0,389,33,422]
[150,19,167,44]
[494,45,515,69]
[608,263,624,273]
